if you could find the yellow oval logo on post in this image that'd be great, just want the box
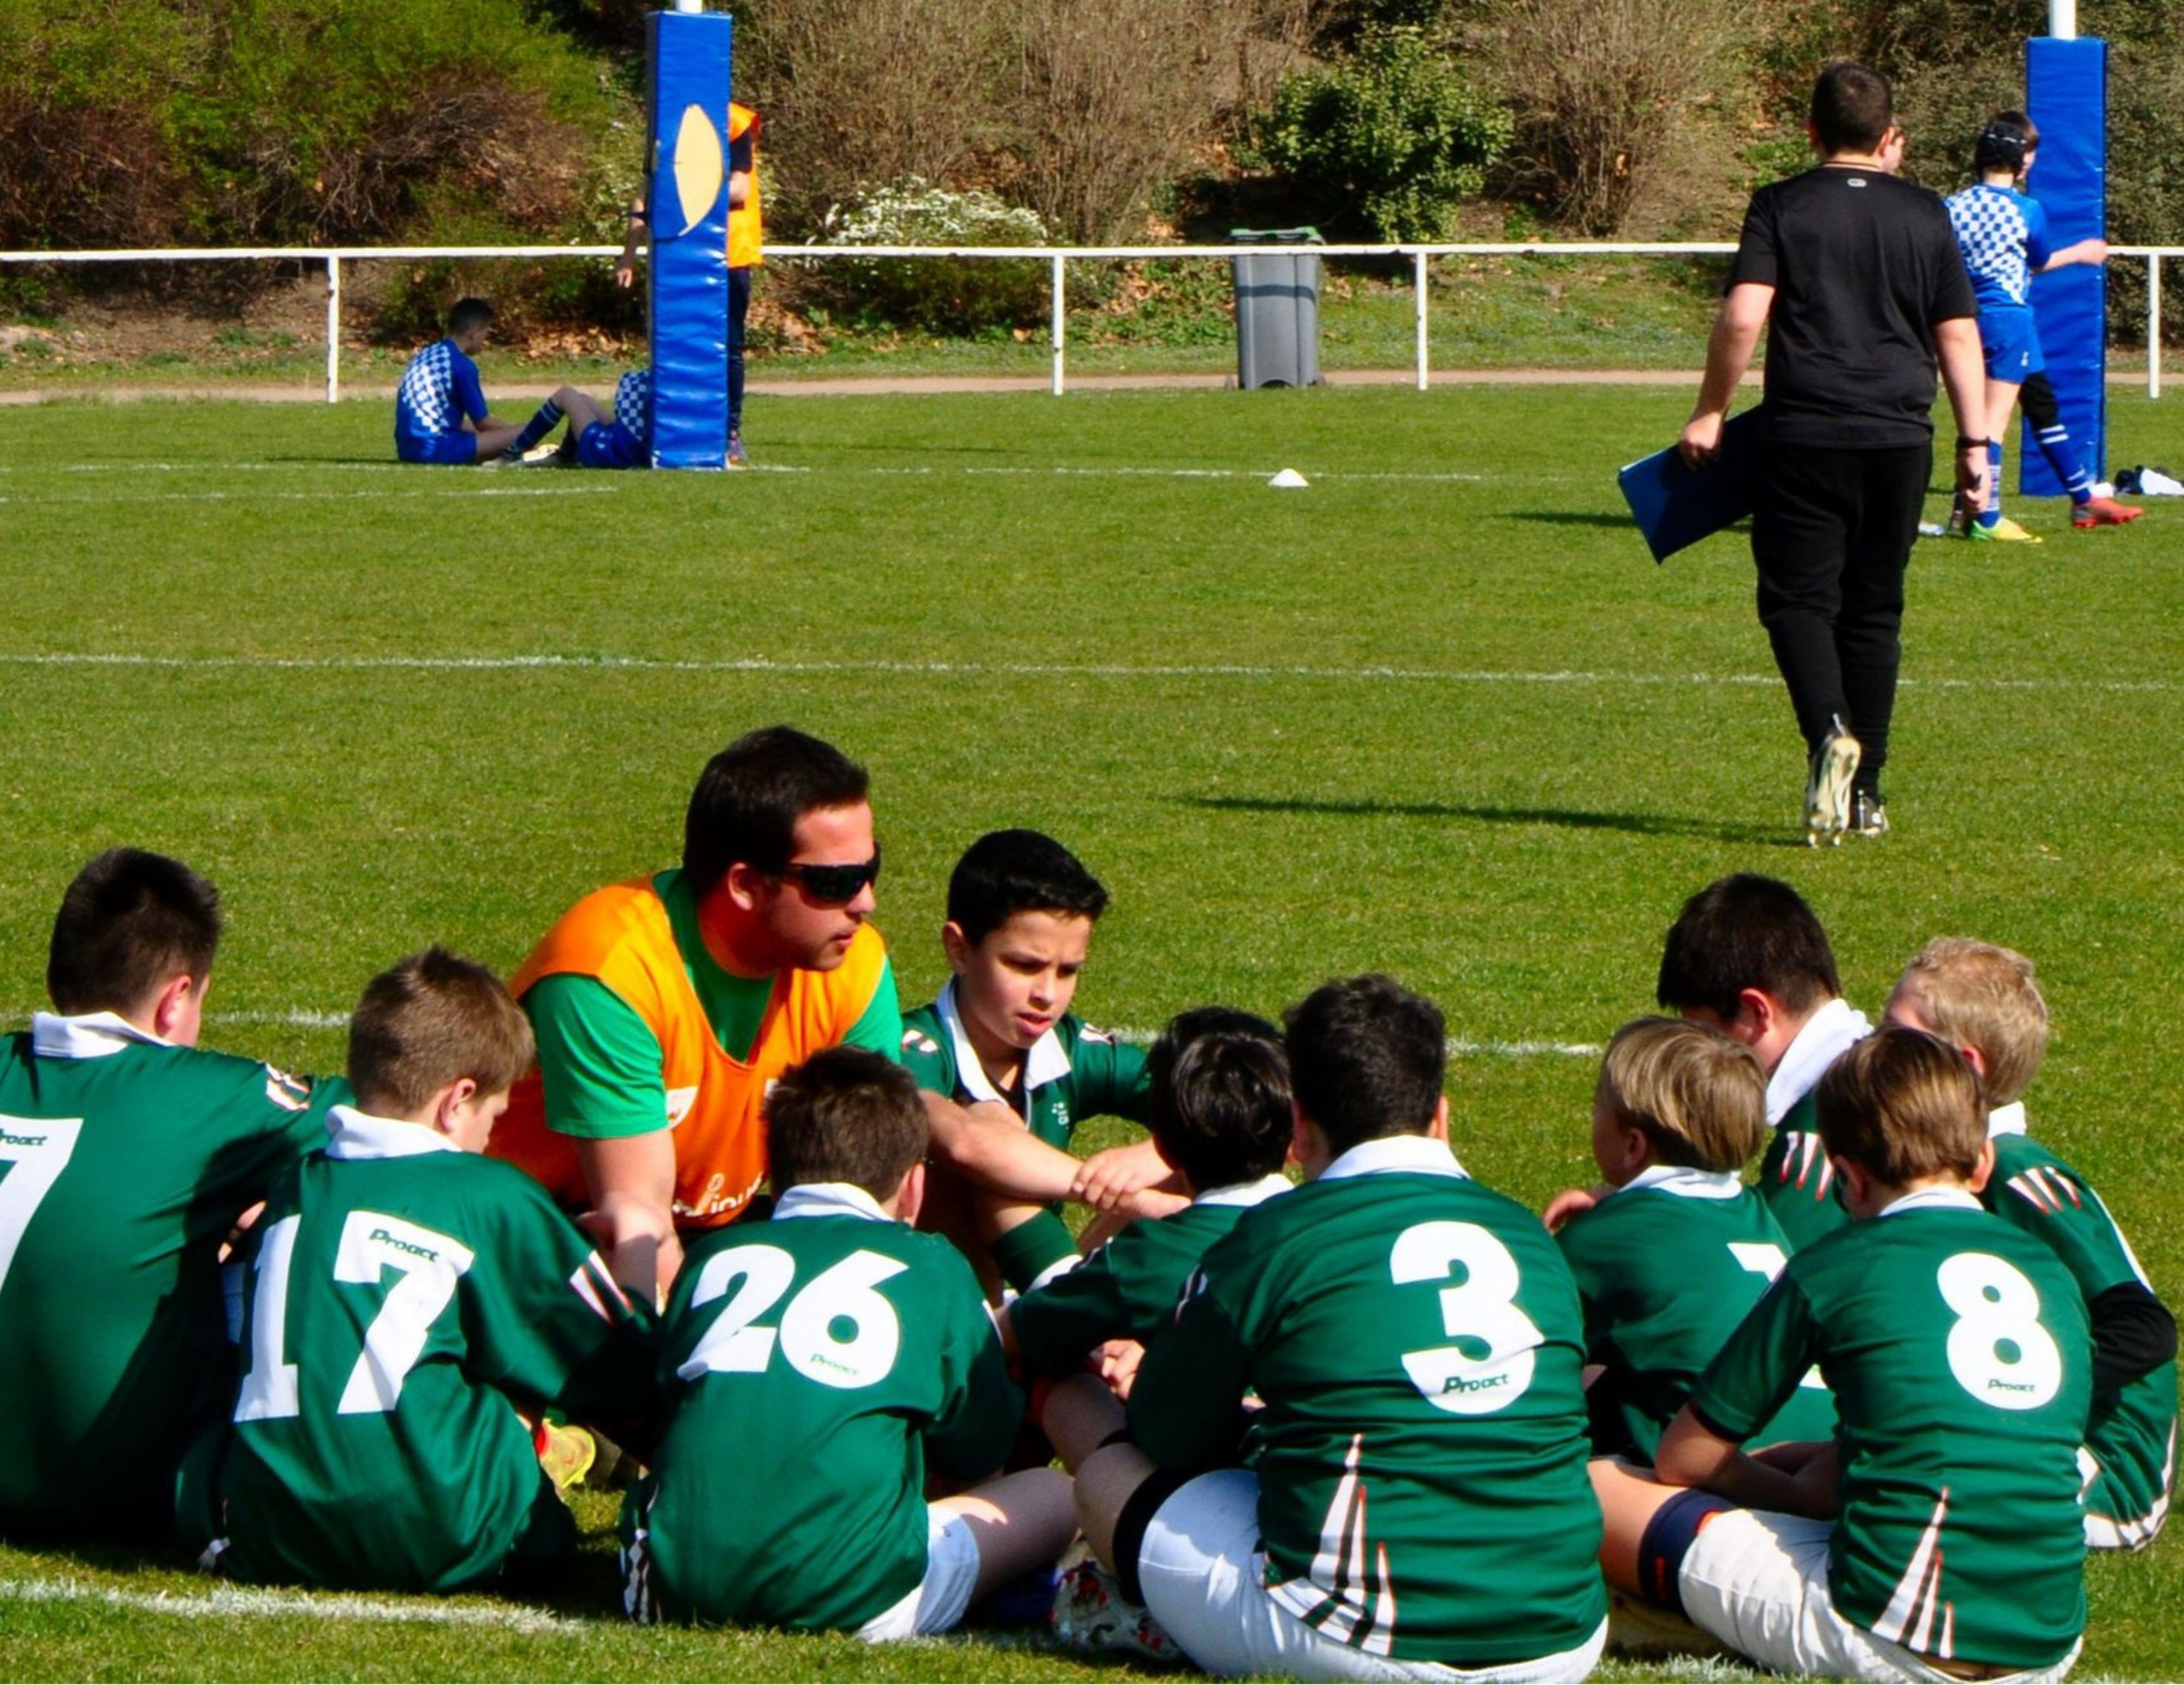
[672,104,725,236]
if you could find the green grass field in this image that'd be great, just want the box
[1,383,2181,1680]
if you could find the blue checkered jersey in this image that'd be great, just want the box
[394,339,490,447]
[1946,183,2051,312]
[613,368,653,447]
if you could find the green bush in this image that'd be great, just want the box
[818,178,1052,334]
[1247,28,1512,244]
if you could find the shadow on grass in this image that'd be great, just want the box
[1503,511,1634,530]
[1181,794,1792,848]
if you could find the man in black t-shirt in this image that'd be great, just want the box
[1679,62,1986,846]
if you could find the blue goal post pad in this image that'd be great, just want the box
[646,9,733,470]
[1618,408,1764,563]
[2024,35,2106,497]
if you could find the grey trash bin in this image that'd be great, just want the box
[1231,228,1322,389]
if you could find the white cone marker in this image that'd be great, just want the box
[1269,468,1308,488]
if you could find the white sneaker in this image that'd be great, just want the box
[1049,1541,1182,1662]
[1805,722,1861,848]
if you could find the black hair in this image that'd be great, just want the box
[446,298,495,337]
[1975,112,2037,175]
[1656,873,1841,1021]
[1284,974,1445,1155]
[945,829,1108,946]
[1811,61,1895,156]
[682,725,871,895]
[765,1046,928,1200]
[47,847,223,1017]
[1146,1007,1292,1193]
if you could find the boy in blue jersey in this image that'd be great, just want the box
[1945,112,2140,538]
[394,299,532,466]
[506,369,654,471]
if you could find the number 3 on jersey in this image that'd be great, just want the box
[1391,1221,1543,1415]
[679,1244,907,1391]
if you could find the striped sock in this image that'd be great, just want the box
[510,401,563,455]
[1977,441,2004,529]
[2033,422,2096,505]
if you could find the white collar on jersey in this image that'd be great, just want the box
[324,1103,463,1161]
[773,1182,892,1224]
[1987,1101,2028,1138]
[1877,1186,1984,1219]
[1767,997,1872,1127]
[934,978,1070,1110]
[31,1010,174,1059]
[1318,1133,1470,1183]
[1611,1163,1744,1201]
[1194,1172,1295,1209]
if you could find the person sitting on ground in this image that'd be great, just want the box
[1944,111,2141,539]
[1592,1026,2092,1683]
[1548,1016,1836,1464]
[393,298,547,467]
[504,367,654,470]
[1075,974,1608,1682]
[1657,872,1871,1251]
[191,948,658,1593]
[901,829,1176,1299]
[1885,938,2176,1550]
[619,1046,1075,1638]
[0,848,342,1545]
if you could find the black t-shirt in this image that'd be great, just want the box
[1730,164,1976,449]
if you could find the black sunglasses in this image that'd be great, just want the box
[770,843,881,903]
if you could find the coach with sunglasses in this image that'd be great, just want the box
[489,725,900,1300]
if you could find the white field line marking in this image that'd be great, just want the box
[4,485,618,506]
[12,459,1492,484]
[0,1575,583,1635]
[0,650,2175,694]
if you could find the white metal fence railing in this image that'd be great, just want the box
[2,241,2175,403]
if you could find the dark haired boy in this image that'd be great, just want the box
[902,829,1164,1296]
[490,725,903,1300]
[1550,1017,1836,1462]
[1944,113,2139,538]
[1076,975,1607,1681]
[195,948,657,1592]
[1677,61,1986,841]
[393,298,548,466]
[1887,940,2176,1550]
[1657,873,1870,1250]
[0,849,341,1543]
[620,1046,1075,1637]
[1593,1028,2091,1682]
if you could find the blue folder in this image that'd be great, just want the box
[1618,408,1764,563]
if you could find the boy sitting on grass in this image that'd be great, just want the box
[1657,873,1871,1250]
[620,1046,1075,1638]
[193,948,658,1593]
[1548,1017,1836,1463]
[1593,1027,2092,1683]
[1886,938,2176,1550]
[902,829,1177,1297]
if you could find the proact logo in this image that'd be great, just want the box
[371,1226,441,1263]
[0,1129,49,1148]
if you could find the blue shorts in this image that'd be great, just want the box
[396,431,479,466]
[1979,308,2044,383]
[576,420,646,471]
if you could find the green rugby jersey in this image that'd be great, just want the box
[0,1012,336,1540]
[1010,1173,1290,1376]
[1986,1112,2176,1546]
[1556,1166,1835,1460]
[1754,999,1869,1252]
[1130,1135,1606,1668]
[215,1107,657,1592]
[1692,1189,2091,1669]
[625,1182,1022,1630]
[899,981,1148,1153]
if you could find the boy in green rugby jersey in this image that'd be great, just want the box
[901,829,1174,1297]
[195,950,658,1593]
[1657,874,1872,1250]
[1002,1006,1292,1440]
[1595,1028,2093,1682]
[620,1046,1076,1637]
[1076,975,1608,1682]
[1548,1017,1836,1463]
[0,849,341,1544]
[1886,939,2176,1551]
